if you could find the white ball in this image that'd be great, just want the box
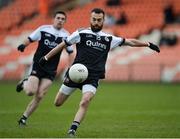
[69,63,88,83]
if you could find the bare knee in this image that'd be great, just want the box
[23,78,39,96]
[35,89,47,101]
[24,86,38,96]
[26,89,38,96]
[80,98,91,108]
[54,101,62,107]
[36,93,44,100]
[54,97,64,107]
[54,92,68,107]
[25,91,36,96]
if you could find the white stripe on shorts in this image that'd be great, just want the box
[59,84,97,95]
[59,84,76,95]
[82,84,97,94]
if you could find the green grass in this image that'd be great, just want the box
[0,81,180,138]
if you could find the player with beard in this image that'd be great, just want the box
[39,8,160,137]
[16,11,73,126]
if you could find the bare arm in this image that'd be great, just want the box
[122,38,160,53]
[67,52,75,66]
[45,41,67,60]
[123,38,150,47]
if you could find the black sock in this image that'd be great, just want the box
[70,121,80,131]
[21,115,27,121]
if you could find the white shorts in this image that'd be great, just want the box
[59,84,97,95]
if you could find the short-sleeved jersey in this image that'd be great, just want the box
[64,28,124,78]
[29,25,70,73]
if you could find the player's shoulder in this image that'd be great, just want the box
[100,30,114,37]
[100,30,123,40]
[61,28,70,35]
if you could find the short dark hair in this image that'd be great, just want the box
[91,8,105,17]
[54,11,66,19]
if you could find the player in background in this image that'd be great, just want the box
[16,11,73,126]
[39,8,160,137]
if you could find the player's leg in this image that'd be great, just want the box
[16,64,33,93]
[16,78,28,92]
[18,76,40,125]
[54,84,76,107]
[23,76,40,96]
[16,75,39,96]
[18,78,52,126]
[24,78,52,117]
[68,84,96,137]
[55,69,77,107]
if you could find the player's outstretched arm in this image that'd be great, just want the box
[123,39,160,53]
[39,41,66,66]
[17,38,31,52]
[46,41,66,60]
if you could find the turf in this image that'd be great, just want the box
[0,81,180,138]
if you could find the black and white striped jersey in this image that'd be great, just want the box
[29,25,70,73]
[65,28,124,78]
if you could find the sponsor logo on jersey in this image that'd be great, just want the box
[96,35,101,40]
[86,40,106,50]
[44,39,58,48]
[105,36,109,42]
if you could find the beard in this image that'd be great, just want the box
[91,24,103,32]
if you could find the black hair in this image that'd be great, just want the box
[91,8,105,17]
[54,11,66,19]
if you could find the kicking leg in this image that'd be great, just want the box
[54,84,76,107]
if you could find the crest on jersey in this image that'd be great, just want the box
[96,35,101,40]
[105,36,109,42]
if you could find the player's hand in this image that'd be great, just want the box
[39,56,48,67]
[149,42,160,53]
[17,44,26,52]
[66,46,73,54]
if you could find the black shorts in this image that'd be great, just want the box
[63,69,100,90]
[30,62,56,81]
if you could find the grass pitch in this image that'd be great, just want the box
[0,81,180,138]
